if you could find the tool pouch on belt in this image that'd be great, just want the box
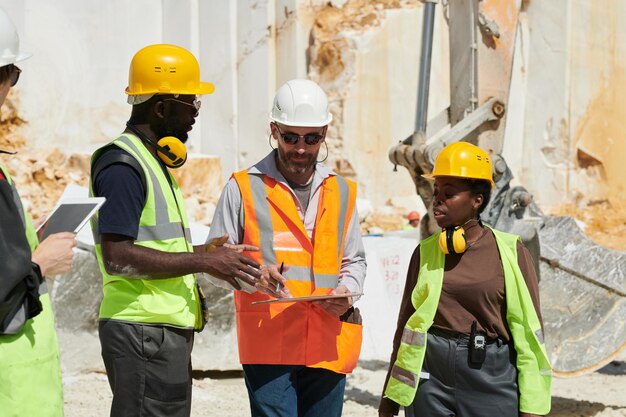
[195,283,209,333]
[469,320,486,365]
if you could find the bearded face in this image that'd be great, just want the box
[272,123,326,178]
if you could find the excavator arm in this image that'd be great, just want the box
[389,0,626,376]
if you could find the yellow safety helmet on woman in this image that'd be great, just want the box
[125,44,214,96]
[423,141,495,188]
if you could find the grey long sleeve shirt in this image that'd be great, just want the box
[207,151,366,294]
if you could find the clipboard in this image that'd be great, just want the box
[251,293,363,305]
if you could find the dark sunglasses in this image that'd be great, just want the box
[9,65,21,87]
[274,123,324,146]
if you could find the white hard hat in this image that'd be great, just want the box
[0,7,31,67]
[270,79,332,127]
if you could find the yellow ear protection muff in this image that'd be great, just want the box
[438,218,485,255]
[438,225,467,255]
[126,122,187,168]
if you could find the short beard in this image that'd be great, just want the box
[276,147,317,175]
[154,120,188,143]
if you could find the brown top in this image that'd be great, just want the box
[378,229,542,415]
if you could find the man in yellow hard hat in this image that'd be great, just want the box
[0,7,76,417]
[89,44,266,417]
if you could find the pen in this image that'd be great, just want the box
[276,261,284,292]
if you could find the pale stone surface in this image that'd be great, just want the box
[62,354,626,416]
[1,0,625,214]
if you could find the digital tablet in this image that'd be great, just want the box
[251,293,364,305]
[36,197,106,241]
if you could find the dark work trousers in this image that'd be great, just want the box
[405,330,518,417]
[99,320,194,417]
[243,364,346,417]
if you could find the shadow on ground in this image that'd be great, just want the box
[344,386,381,408]
[192,369,244,380]
[549,397,611,416]
[343,393,625,416]
[597,361,626,376]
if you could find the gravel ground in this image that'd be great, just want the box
[63,354,626,417]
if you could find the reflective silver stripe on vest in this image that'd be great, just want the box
[248,174,277,265]
[246,174,345,288]
[136,223,189,242]
[401,327,426,346]
[535,329,544,344]
[282,266,337,288]
[116,136,186,242]
[313,273,338,288]
[282,265,310,282]
[390,364,417,388]
[117,136,170,226]
[335,176,350,260]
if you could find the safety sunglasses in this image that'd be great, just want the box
[9,66,21,87]
[274,123,324,146]
[161,97,201,112]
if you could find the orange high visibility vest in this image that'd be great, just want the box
[232,170,362,374]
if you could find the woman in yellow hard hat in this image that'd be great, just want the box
[379,142,552,417]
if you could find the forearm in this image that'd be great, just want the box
[339,210,366,293]
[102,234,261,289]
[103,242,203,279]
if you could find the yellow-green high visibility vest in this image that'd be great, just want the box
[0,164,64,417]
[384,228,552,415]
[90,134,201,329]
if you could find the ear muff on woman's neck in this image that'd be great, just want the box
[438,225,467,254]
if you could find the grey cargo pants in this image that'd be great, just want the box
[405,329,518,417]
[99,320,194,417]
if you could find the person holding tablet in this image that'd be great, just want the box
[0,7,76,416]
[207,79,367,417]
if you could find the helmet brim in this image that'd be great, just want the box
[196,81,215,95]
[269,113,333,128]
[0,51,32,66]
[125,80,215,96]
[421,173,495,189]
[15,51,32,63]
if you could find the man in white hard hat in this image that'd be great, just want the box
[0,6,76,417]
[207,79,366,417]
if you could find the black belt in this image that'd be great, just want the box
[428,326,507,346]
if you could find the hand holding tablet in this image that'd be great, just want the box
[36,197,105,241]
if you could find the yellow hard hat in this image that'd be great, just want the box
[125,44,215,96]
[423,142,494,187]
